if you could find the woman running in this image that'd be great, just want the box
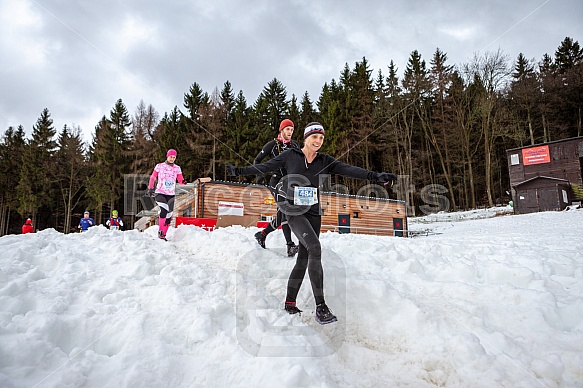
[147,149,187,240]
[227,122,397,324]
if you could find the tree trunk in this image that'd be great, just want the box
[527,108,534,145]
[484,111,494,208]
[542,113,549,143]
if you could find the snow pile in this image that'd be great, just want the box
[1,208,582,387]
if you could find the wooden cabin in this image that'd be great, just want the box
[173,180,407,237]
[512,176,571,213]
[506,137,583,214]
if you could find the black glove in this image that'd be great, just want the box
[146,188,156,197]
[226,163,239,177]
[180,180,187,185]
[375,172,398,184]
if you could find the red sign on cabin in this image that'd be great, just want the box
[522,146,550,166]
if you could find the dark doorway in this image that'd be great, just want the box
[393,218,404,237]
[338,214,350,234]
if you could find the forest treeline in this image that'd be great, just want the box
[1,37,582,234]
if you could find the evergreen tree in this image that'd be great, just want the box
[288,94,300,127]
[246,78,290,167]
[199,88,225,179]
[55,125,87,233]
[86,116,114,223]
[428,48,457,210]
[538,53,559,141]
[183,82,211,179]
[384,61,404,176]
[219,81,236,123]
[0,126,26,235]
[108,99,132,214]
[317,80,344,157]
[16,108,58,225]
[258,77,290,133]
[224,91,252,177]
[247,96,270,162]
[85,99,133,223]
[183,82,208,121]
[156,106,195,180]
[554,37,583,73]
[554,37,583,136]
[219,81,239,176]
[509,53,540,145]
[299,91,316,131]
[401,50,431,213]
[346,57,376,171]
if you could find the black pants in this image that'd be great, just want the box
[285,212,324,305]
[264,177,293,244]
[155,193,175,219]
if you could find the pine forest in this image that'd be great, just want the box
[1,37,582,234]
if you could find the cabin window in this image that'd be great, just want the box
[353,212,359,218]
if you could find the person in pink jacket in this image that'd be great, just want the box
[147,149,186,240]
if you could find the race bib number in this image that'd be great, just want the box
[294,186,318,206]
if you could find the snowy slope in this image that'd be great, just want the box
[0,207,582,387]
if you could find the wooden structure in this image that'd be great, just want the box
[506,137,583,214]
[512,177,571,213]
[174,180,407,237]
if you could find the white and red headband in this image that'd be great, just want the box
[303,123,325,139]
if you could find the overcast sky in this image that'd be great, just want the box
[1,0,581,143]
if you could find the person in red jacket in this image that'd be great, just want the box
[22,218,34,234]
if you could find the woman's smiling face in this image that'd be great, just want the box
[304,133,324,151]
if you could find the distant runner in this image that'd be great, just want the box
[147,149,187,240]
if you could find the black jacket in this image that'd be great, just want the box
[254,138,300,181]
[239,148,376,215]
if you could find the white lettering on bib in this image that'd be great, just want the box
[294,186,318,206]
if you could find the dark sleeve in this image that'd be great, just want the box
[239,150,288,176]
[326,155,375,180]
[254,140,275,164]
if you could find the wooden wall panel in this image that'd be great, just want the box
[174,181,407,236]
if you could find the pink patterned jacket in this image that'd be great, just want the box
[148,162,185,196]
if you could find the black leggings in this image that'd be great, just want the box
[264,178,293,244]
[285,213,324,305]
[155,194,175,219]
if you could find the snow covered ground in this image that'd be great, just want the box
[1,206,582,387]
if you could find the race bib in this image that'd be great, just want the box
[294,186,318,206]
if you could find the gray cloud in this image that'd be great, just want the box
[1,0,581,143]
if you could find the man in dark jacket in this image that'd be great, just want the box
[253,118,300,256]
